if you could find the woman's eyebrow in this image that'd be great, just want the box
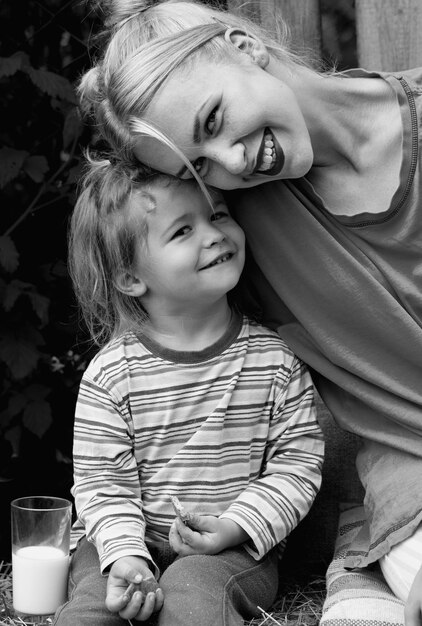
[175,96,213,178]
[193,96,213,144]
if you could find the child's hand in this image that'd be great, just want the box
[405,563,422,626]
[169,514,248,556]
[106,555,163,622]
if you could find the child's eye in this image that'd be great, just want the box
[171,225,191,239]
[210,211,228,222]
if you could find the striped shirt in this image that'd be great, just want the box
[71,313,324,573]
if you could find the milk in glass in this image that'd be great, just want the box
[12,545,69,614]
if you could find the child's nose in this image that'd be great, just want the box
[204,223,226,247]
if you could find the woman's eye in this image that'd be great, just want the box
[172,225,191,239]
[193,157,205,174]
[206,107,218,134]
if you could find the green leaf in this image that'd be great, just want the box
[0,147,29,188]
[0,236,19,273]
[3,281,22,312]
[0,327,44,380]
[25,67,77,103]
[3,280,50,324]
[2,280,30,312]
[23,399,52,438]
[62,106,83,149]
[23,155,49,183]
[27,291,50,325]
[0,52,28,78]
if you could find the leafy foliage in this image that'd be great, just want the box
[0,0,102,559]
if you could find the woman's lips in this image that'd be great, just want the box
[254,128,285,177]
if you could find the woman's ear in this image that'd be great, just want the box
[115,271,147,297]
[224,28,270,68]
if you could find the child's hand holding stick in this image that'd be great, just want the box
[171,495,195,528]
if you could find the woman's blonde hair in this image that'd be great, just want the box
[68,152,177,346]
[79,0,315,165]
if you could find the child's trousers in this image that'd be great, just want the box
[53,537,280,626]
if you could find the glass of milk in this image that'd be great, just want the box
[11,496,72,616]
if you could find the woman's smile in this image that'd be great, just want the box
[134,56,313,190]
[253,128,285,176]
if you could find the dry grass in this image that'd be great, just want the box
[246,578,325,626]
[0,561,325,626]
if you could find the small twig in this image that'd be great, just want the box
[256,606,282,625]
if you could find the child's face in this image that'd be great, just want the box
[133,183,245,314]
[134,54,313,190]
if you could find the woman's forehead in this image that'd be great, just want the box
[132,67,216,173]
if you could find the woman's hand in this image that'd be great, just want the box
[169,514,248,556]
[106,555,163,622]
[405,563,422,626]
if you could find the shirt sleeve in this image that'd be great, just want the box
[71,372,157,575]
[220,356,324,559]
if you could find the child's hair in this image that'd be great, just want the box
[68,151,178,346]
[79,0,319,164]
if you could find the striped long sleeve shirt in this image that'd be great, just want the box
[71,313,324,573]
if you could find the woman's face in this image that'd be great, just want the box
[134,53,314,190]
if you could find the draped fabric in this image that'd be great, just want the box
[228,67,422,567]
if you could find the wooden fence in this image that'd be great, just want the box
[226,0,422,72]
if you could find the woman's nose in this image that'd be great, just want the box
[210,142,246,175]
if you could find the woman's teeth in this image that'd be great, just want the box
[258,132,275,172]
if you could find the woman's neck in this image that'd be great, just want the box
[144,298,233,352]
[274,63,402,215]
[287,66,395,166]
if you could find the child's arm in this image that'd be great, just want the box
[106,555,163,622]
[216,356,324,560]
[72,370,156,575]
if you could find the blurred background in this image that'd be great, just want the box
[0,0,356,561]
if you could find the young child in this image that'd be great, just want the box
[55,154,324,626]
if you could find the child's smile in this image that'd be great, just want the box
[199,251,234,270]
[131,181,245,316]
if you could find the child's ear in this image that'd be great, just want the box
[224,28,269,69]
[115,271,147,297]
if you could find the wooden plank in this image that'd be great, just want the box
[356,0,422,71]
[226,0,322,58]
